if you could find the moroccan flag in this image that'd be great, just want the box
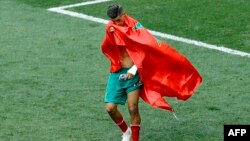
[101,15,202,111]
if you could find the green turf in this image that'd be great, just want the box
[71,0,250,53]
[0,0,249,141]
[16,0,88,8]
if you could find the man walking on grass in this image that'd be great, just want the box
[101,3,202,141]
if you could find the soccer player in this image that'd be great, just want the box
[102,3,142,141]
[101,3,202,141]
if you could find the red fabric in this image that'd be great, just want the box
[101,15,202,111]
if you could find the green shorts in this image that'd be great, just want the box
[104,68,143,105]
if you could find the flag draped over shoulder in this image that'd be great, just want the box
[101,15,202,111]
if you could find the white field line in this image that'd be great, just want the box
[48,0,250,58]
[49,0,112,10]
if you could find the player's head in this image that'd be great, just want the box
[107,4,126,26]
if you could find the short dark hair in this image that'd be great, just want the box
[107,4,123,19]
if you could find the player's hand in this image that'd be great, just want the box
[126,73,134,80]
[110,26,115,32]
[119,73,134,81]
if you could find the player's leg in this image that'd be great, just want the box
[104,69,130,134]
[105,103,129,133]
[127,89,141,141]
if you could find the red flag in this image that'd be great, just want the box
[101,15,202,111]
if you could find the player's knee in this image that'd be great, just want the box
[105,104,117,114]
[128,104,139,115]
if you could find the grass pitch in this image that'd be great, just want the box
[0,0,249,141]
